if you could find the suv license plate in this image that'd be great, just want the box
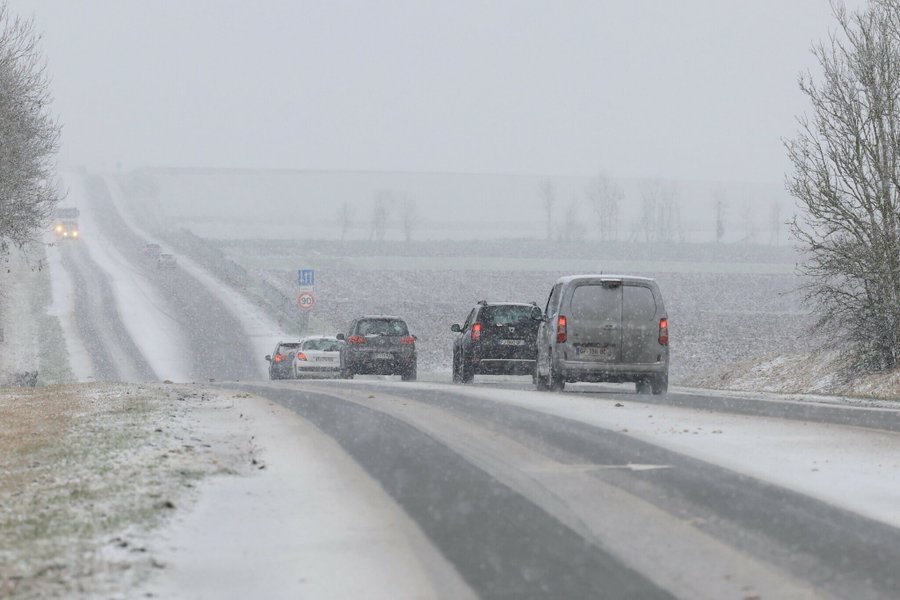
[499,339,525,346]
[374,353,393,359]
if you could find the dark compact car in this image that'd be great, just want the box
[337,316,417,381]
[451,301,543,383]
[265,341,301,380]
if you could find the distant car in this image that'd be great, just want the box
[535,274,669,394]
[55,220,79,239]
[143,243,162,258]
[293,335,344,378]
[157,253,177,269]
[337,316,417,381]
[451,301,543,383]
[265,342,301,380]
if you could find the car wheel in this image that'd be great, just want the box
[452,351,462,384]
[636,379,652,394]
[461,358,474,384]
[340,368,354,379]
[401,365,417,382]
[651,373,668,395]
[535,362,549,391]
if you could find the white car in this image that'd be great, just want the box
[293,335,344,378]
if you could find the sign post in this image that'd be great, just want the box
[297,269,316,334]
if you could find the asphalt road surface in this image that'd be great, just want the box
[236,379,900,600]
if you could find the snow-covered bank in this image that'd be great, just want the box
[684,348,900,401]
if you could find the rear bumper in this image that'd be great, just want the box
[558,360,667,383]
[343,350,416,375]
[474,358,535,376]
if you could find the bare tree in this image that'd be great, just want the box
[786,0,900,371]
[0,4,62,253]
[560,197,587,242]
[713,189,727,243]
[400,194,419,242]
[370,191,390,242]
[337,201,352,242]
[585,173,622,241]
[538,179,556,241]
[639,179,679,242]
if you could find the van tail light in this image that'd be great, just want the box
[273,353,284,363]
[557,315,567,343]
[348,335,366,344]
[400,336,415,345]
[659,318,669,346]
[471,322,482,342]
[296,352,308,361]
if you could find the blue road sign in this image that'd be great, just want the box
[298,269,315,287]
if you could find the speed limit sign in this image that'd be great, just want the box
[296,291,316,311]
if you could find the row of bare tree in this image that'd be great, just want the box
[336,190,419,242]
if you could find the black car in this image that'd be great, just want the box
[451,301,543,383]
[337,316,417,381]
[265,341,301,380]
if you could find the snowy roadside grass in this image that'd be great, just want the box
[683,348,900,401]
[0,383,255,598]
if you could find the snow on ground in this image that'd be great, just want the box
[44,238,93,381]
[0,248,43,379]
[103,176,291,376]
[140,389,473,600]
[403,382,900,529]
[64,174,192,382]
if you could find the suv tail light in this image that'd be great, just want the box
[659,318,669,346]
[296,352,308,361]
[273,353,284,363]
[348,335,366,344]
[471,322,482,342]
[400,336,415,345]
[556,315,567,343]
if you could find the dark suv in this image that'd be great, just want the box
[451,301,543,383]
[337,316,417,381]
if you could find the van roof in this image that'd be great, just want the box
[555,274,658,285]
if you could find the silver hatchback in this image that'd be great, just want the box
[535,275,669,394]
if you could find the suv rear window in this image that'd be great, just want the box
[356,319,409,336]
[481,305,537,326]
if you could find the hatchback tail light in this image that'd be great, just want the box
[400,336,415,345]
[471,322,482,342]
[273,353,284,363]
[296,352,308,361]
[557,315,567,343]
[659,318,669,346]
[348,335,366,344]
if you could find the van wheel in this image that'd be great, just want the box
[536,372,550,391]
[549,367,565,392]
[340,368,354,379]
[401,365,417,382]
[636,379,652,394]
[651,373,668,395]
[452,352,462,383]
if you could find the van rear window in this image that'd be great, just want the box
[623,285,657,321]
[570,284,621,321]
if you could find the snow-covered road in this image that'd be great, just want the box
[37,170,900,598]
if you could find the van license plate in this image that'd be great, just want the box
[374,353,393,359]
[580,346,615,359]
[499,339,525,346]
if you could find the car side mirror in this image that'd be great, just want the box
[413,334,418,340]
[336,333,345,341]
[265,355,272,362]
[450,324,461,333]
[531,306,544,321]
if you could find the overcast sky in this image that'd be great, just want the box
[8,0,867,183]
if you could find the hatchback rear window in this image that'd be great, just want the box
[481,305,538,326]
[303,339,343,351]
[277,343,300,353]
[357,319,409,336]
